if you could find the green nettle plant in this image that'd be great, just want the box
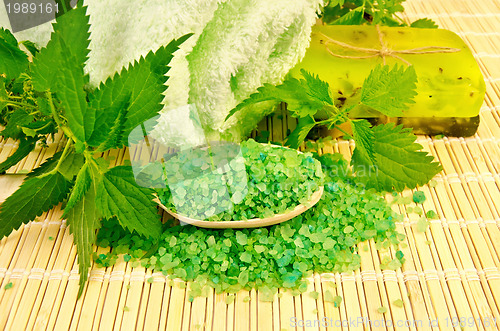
[0,3,189,296]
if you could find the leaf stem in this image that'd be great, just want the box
[46,91,77,142]
[40,138,73,177]
[55,139,73,172]
[0,98,37,109]
[314,119,332,126]
[333,123,352,138]
[32,121,53,132]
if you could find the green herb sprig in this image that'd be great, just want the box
[226,66,442,192]
[321,0,438,28]
[0,3,189,296]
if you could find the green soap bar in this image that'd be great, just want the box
[290,25,485,119]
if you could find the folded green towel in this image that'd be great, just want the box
[2,0,323,146]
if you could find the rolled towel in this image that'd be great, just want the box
[1,0,323,146]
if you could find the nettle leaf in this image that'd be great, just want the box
[20,40,39,56]
[0,28,28,81]
[1,108,34,139]
[330,7,364,25]
[31,4,91,92]
[225,83,281,121]
[276,78,324,118]
[63,162,91,216]
[0,80,8,111]
[94,98,128,152]
[328,0,345,7]
[31,4,92,142]
[299,69,333,106]
[352,123,442,192]
[360,64,418,117]
[350,119,375,164]
[65,180,102,298]
[87,35,190,148]
[410,18,438,29]
[55,43,90,142]
[0,137,37,173]
[285,116,316,149]
[27,151,85,181]
[227,70,332,121]
[0,172,71,238]
[96,166,161,240]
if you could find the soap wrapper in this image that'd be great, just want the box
[290,25,486,122]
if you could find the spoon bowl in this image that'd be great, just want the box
[155,186,324,228]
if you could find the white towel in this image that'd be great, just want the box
[1,0,323,146]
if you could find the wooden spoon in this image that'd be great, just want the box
[155,186,324,229]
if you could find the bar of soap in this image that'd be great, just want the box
[290,25,486,135]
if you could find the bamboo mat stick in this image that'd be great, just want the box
[227,290,236,331]
[53,258,83,331]
[97,257,128,330]
[0,138,19,172]
[373,252,410,329]
[181,284,192,331]
[43,240,77,331]
[312,274,327,331]
[0,223,24,286]
[188,284,209,331]
[434,140,500,269]
[318,274,342,331]
[448,138,500,267]
[91,249,114,330]
[211,292,227,331]
[352,269,369,331]
[402,200,454,330]
[431,140,500,327]
[462,138,500,259]
[250,289,258,331]
[357,240,387,331]
[4,216,50,331]
[387,198,433,330]
[427,179,486,328]
[235,290,250,331]
[382,195,413,331]
[342,270,368,330]
[112,262,133,331]
[143,274,167,330]
[77,246,108,331]
[369,240,398,331]
[257,293,273,331]
[426,141,494,329]
[135,268,153,331]
[273,293,281,330]
[203,287,215,331]
[9,213,63,330]
[334,272,349,331]
[91,255,113,331]
[278,288,296,331]
[0,209,51,329]
[270,106,285,143]
[300,278,321,331]
[416,185,463,329]
[165,280,187,331]
[157,278,173,331]
[120,267,147,331]
[67,253,97,331]
[26,219,67,331]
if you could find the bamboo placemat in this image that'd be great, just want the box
[1,0,500,329]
